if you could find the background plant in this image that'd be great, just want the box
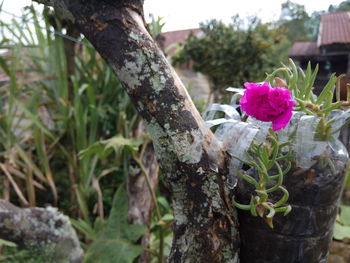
[0,6,173,262]
[172,16,287,100]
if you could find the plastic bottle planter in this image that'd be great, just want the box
[235,114,349,263]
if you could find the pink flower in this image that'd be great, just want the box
[240,82,296,131]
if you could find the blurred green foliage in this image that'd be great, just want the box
[329,0,350,12]
[278,0,311,41]
[85,185,147,263]
[172,16,288,99]
[334,205,350,241]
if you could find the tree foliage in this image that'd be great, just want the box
[172,17,287,98]
[279,0,311,42]
[329,0,350,12]
[280,0,350,42]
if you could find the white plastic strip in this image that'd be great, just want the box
[295,115,321,169]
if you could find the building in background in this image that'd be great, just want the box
[289,11,350,98]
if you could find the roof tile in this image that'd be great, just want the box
[160,28,202,56]
[319,11,350,46]
[289,41,320,57]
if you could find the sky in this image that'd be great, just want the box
[144,0,344,31]
[0,0,345,32]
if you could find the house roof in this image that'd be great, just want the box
[319,11,350,46]
[160,28,202,56]
[289,41,320,57]
[290,11,350,57]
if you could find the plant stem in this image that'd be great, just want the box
[143,247,161,257]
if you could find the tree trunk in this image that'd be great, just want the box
[34,0,240,262]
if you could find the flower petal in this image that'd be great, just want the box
[272,110,293,131]
[240,82,295,130]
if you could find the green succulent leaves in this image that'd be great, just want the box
[233,129,291,228]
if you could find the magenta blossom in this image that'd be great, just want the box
[240,82,296,131]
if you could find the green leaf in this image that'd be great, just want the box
[85,185,147,263]
[0,56,10,76]
[305,64,319,100]
[333,223,350,240]
[232,197,251,211]
[157,196,170,210]
[79,135,142,160]
[273,186,290,207]
[70,218,96,241]
[299,61,311,98]
[250,197,258,217]
[161,214,174,222]
[316,73,337,105]
[235,169,259,188]
[320,101,343,114]
[263,203,275,218]
[339,205,350,226]
[288,58,299,96]
[0,238,17,247]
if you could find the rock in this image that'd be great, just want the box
[0,200,83,262]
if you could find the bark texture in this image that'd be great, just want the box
[35,0,240,262]
[0,199,83,262]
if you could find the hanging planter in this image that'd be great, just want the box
[204,60,350,263]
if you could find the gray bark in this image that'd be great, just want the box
[0,199,83,262]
